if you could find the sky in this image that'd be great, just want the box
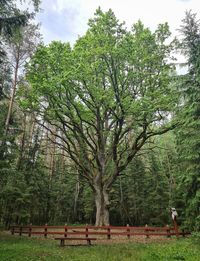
[36,0,199,47]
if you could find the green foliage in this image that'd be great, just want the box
[21,8,179,226]
[0,0,40,37]
[175,11,200,231]
[190,232,200,245]
[109,137,177,227]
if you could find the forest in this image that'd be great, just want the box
[0,0,199,231]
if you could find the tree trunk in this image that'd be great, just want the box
[73,172,80,220]
[94,186,110,226]
[16,113,27,169]
[4,54,19,136]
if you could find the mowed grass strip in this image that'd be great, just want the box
[0,231,199,261]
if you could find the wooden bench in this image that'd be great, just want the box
[55,237,97,246]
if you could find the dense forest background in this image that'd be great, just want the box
[0,1,199,230]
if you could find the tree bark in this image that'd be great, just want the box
[4,52,19,136]
[94,185,110,226]
[16,113,27,169]
[73,172,80,220]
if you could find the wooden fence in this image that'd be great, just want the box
[10,224,190,239]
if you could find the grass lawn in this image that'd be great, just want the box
[0,231,199,261]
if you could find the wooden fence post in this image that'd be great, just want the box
[19,226,22,236]
[29,223,32,237]
[44,223,47,238]
[127,224,130,239]
[86,225,88,238]
[166,224,171,238]
[107,227,111,240]
[11,226,14,235]
[145,224,149,239]
[64,223,68,238]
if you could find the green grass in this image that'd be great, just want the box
[0,232,199,261]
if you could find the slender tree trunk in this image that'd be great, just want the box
[73,172,80,220]
[119,175,125,225]
[4,55,19,136]
[16,113,27,169]
[49,136,56,180]
[28,115,35,151]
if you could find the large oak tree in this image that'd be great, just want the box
[23,9,178,226]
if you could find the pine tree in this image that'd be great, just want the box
[176,11,200,230]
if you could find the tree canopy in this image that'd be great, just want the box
[23,8,178,225]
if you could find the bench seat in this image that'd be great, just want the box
[55,237,96,246]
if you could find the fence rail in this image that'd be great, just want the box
[10,225,190,239]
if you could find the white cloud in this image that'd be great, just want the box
[36,0,200,45]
